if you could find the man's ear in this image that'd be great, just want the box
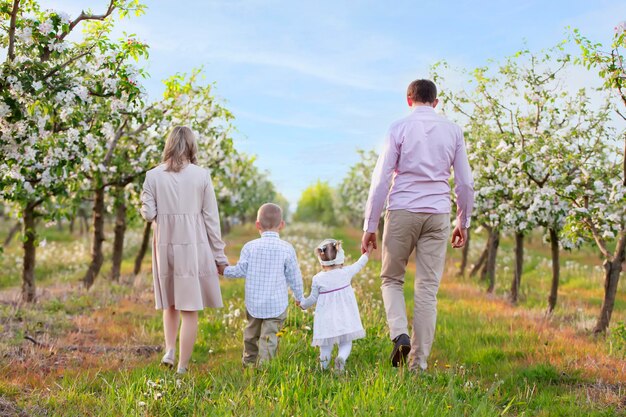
[278,220,285,230]
[407,96,413,107]
[432,98,439,108]
[255,221,262,231]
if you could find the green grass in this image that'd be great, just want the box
[0,223,624,416]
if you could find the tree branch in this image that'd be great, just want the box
[7,0,20,62]
[582,196,612,261]
[62,0,116,42]
[103,172,145,188]
[43,48,93,79]
[103,118,128,166]
[41,0,116,61]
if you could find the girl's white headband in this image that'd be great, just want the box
[316,239,345,266]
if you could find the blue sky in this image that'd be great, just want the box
[45,0,625,207]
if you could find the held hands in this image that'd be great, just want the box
[361,232,377,254]
[295,299,304,310]
[216,262,228,275]
[451,225,467,249]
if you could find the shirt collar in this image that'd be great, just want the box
[261,231,280,238]
[411,105,436,113]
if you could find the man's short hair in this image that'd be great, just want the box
[407,79,437,104]
[257,203,283,229]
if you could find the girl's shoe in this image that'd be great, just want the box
[161,349,175,367]
[334,357,346,373]
[176,367,187,375]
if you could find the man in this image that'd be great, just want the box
[362,79,474,371]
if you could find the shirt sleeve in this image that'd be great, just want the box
[341,254,369,278]
[202,170,228,264]
[363,127,399,233]
[452,128,475,229]
[223,245,249,278]
[284,247,304,300]
[300,279,320,310]
[140,172,157,222]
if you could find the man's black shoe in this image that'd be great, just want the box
[390,333,411,367]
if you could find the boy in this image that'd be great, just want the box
[220,203,304,366]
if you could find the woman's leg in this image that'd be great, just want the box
[163,306,180,353]
[178,310,199,370]
[319,344,332,369]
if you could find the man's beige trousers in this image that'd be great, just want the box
[381,210,450,371]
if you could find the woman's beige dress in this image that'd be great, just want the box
[140,163,227,311]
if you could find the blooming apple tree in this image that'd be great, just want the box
[0,0,146,301]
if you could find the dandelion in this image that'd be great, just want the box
[138,401,146,407]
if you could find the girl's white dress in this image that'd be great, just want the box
[300,254,368,346]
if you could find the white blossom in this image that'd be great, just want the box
[16,26,33,44]
[0,101,11,118]
[38,19,54,35]
[57,11,72,24]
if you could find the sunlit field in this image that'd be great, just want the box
[0,222,624,416]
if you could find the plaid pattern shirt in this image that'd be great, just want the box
[223,231,304,319]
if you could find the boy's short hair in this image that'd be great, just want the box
[407,79,437,104]
[257,203,283,230]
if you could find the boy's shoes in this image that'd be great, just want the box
[334,357,346,374]
[390,334,411,367]
[161,349,175,368]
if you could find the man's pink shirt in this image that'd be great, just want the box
[363,106,474,233]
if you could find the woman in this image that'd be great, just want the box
[140,126,227,374]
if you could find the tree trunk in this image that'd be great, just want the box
[510,232,524,303]
[110,188,127,282]
[485,229,500,293]
[134,221,152,275]
[480,227,494,282]
[593,233,626,334]
[83,187,106,289]
[547,228,560,313]
[457,228,471,277]
[69,216,75,234]
[471,230,490,278]
[78,206,89,236]
[22,204,37,302]
[221,218,231,235]
[3,220,21,247]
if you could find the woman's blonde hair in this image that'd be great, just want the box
[162,126,198,172]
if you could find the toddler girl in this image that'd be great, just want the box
[299,239,370,371]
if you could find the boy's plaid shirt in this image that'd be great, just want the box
[224,231,304,318]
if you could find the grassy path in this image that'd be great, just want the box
[0,223,624,416]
